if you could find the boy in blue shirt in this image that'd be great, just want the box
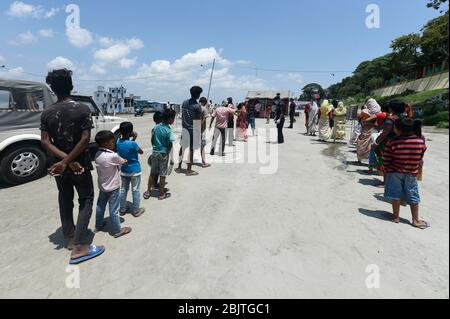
[116,122,145,217]
[146,109,176,200]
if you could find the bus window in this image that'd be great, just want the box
[0,89,12,110]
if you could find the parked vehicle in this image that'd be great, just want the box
[134,108,144,117]
[0,79,125,185]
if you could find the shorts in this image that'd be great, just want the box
[384,172,421,205]
[150,153,170,177]
[248,118,256,129]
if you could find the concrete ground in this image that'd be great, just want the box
[0,116,448,299]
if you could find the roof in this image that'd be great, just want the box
[246,90,293,100]
[0,78,56,106]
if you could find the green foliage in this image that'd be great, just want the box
[427,0,449,12]
[327,9,448,99]
[300,83,325,101]
[436,121,449,128]
[423,111,449,125]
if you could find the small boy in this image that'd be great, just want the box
[144,112,163,200]
[94,131,132,238]
[116,122,146,217]
[147,109,176,200]
[383,117,429,229]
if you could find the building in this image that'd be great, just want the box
[245,90,294,117]
[93,86,135,114]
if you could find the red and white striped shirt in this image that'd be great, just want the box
[383,135,427,175]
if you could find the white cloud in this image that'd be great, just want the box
[93,38,143,69]
[6,1,59,19]
[276,73,304,85]
[128,47,265,101]
[0,66,25,79]
[47,56,76,71]
[10,31,38,45]
[66,27,93,48]
[90,64,107,75]
[39,29,54,38]
[0,56,5,63]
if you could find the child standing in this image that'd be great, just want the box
[117,122,146,217]
[147,109,176,200]
[144,112,163,200]
[94,131,132,238]
[383,118,429,229]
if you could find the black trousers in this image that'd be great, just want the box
[289,114,295,127]
[55,171,94,245]
[211,128,226,155]
[277,117,285,144]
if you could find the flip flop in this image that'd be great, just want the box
[159,193,172,201]
[186,171,199,176]
[413,221,430,230]
[202,163,211,168]
[113,227,132,239]
[69,245,105,265]
[143,191,151,200]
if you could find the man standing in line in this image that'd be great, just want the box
[176,86,203,176]
[40,69,105,265]
[274,95,287,144]
[210,101,237,156]
[288,98,296,129]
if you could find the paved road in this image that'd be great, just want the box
[0,116,448,298]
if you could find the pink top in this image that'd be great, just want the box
[95,148,127,192]
[213,106,236,129]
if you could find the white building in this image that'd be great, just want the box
[93,86,134,114]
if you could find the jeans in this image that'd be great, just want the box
[96,189,121,234]
[277,117,285,144]
[211,128,226,155]
[55,171,94,245]
[120,175,141,213]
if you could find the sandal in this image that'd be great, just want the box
[186,171,199,176]
[70,245,105,265]
[143,191,151,200]
[159,193,172,201]
[113,227,132,238]
[413,220,430,230]
[202,163,211,168]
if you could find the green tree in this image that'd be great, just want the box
[421,11,449,64]
[300,83,325,101]
[390,33,422,77]
[427,0,448,12]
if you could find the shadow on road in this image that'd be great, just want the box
[359,208,410,225]
[358,178,384,187]
[48,227,95,251]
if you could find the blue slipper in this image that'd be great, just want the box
[70,245,105,265]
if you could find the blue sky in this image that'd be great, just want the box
[0,0,443,102]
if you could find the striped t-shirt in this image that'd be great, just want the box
[383,135,427,175]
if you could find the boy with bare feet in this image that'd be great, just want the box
[383,118,429,229]
[148,109,176,200]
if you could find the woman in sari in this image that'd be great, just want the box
[236,103,248,142]
[356,98,381,163]
[318,99,334,141]
[308,101,319,136]
[332,101,347,140]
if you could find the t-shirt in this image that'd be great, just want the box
[40,100,93,171]
[247,104,256,119]
[383,135,427,175]
[182,98,202,132]
[116,139,141,175]
[213,106,236,129]
[95,148,127,192]
[152,123,175,155]
[289,102,296,115]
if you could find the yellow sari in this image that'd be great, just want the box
[318,100,333,141]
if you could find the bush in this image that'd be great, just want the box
[423,111,449,126]
[436,121,449,129]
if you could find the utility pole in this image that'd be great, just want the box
[206,58,216,102]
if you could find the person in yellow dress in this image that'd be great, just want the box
[332,101,347,140]
[318,99,334,141]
